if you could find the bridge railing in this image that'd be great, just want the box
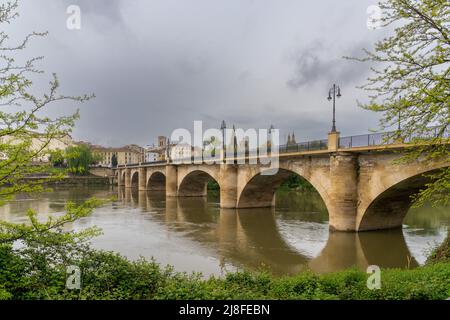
[140,160,167,165]
[339,125,449,149]
[116,160,166,168]
[339,132,391,149]
[278,139,328,154]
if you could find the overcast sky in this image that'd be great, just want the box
[6,0,390,146]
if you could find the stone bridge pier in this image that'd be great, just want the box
[328,153,358,231]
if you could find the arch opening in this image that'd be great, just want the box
[238,169,328,214]
[130,171,139,189]
[147,172,166,191]
[120,171,126,186]
[178,170,220,198]
[358,168,447,231]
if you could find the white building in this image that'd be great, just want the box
[170,142,202,162]
[144,148,159,163]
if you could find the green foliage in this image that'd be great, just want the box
[65,145,95,175]
[349,0,450,207]
[49,149,65,167]
[426,232,450,264]
[0,1,92,204]
[207,180,220,191]
[0,198,105,299]
[279,174,314,190]
[203,136,220,159]
[1,242,449,300]
[77,251,173,300]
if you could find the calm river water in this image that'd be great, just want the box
[0,185,448,276]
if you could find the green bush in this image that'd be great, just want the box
[1,242,449,300]
[65,145,96,175]
[426,232,450,264]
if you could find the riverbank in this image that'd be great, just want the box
[46,175,113,186]
[23,175,113,186]
[1,244,449,300]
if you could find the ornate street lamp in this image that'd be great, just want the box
[327,84,342,133]
[220,120,226,161]
[166,138,171,163]
[268,124,275,153]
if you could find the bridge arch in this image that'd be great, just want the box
[357,163,449,231]
[237,166,331,211]
[120,171,126,186]
[178,169,220,197]
[130,171,139,189]
[147,171,166,191]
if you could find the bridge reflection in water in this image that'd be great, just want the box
[119,187,419,275]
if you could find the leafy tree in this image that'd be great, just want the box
[203,136,220,158]
[350,0,450,206]
[65,144,95,175]
[0,1,92,205]
[111,153,118,167]
[0,1,107,299]
[207,180,220,191]
[49,149,65,167]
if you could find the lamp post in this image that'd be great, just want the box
[268,124,274,153]
[220,120,226,162]
[327,84,342,133]
[166,138,171,163]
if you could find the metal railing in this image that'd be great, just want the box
[279,139,328,153]
[339,132,389,149]
[339,125,449,149]
[140,160,166,165]
[117,160,166,168]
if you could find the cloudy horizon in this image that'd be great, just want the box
[6,0,390,147]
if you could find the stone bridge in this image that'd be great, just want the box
[115,132,448,232]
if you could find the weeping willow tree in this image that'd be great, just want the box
[351,0,449,207]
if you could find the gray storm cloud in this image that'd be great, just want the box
[6,0,388,146]
[287,41,372,90]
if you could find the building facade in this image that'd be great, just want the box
[170,142,202,162]
[0,133,74,162]
[143,149,159,163]
[144,136,170,162]
[91,144,144,167]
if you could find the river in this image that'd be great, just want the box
[0,185,448,276]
